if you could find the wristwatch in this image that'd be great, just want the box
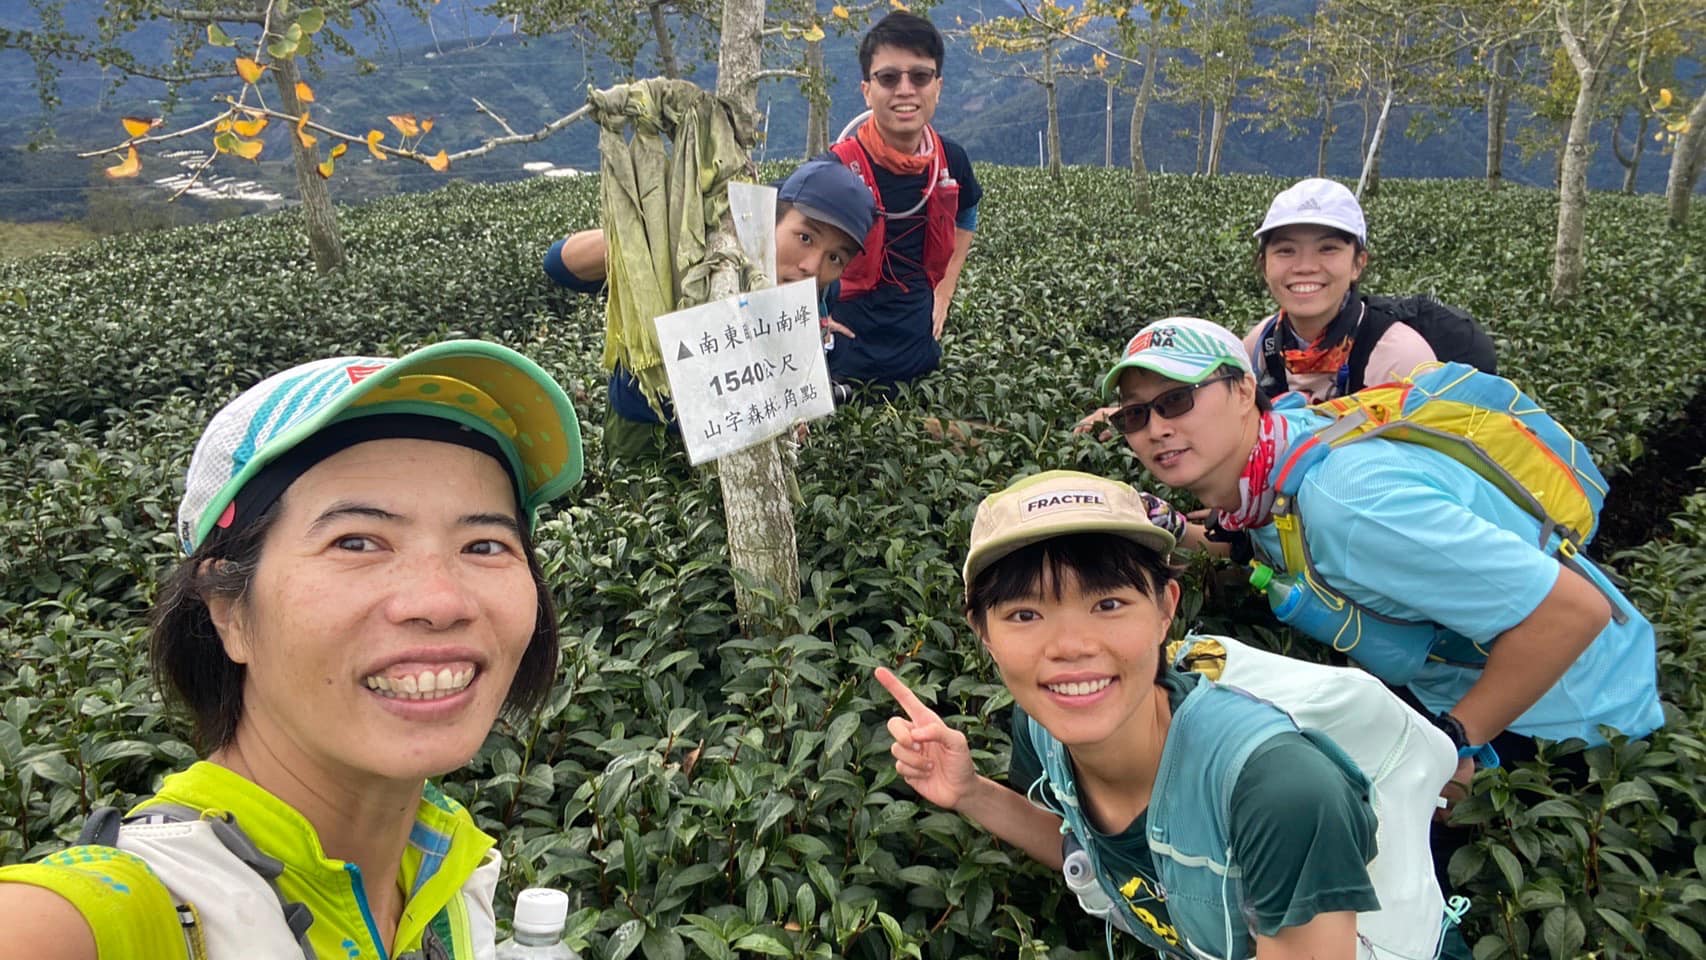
[1430,711,1501,769]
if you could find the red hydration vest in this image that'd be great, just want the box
[829,132,960,299]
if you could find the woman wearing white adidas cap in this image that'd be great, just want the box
[1075,179,1493,435]
[3,340,583,959]
[1244,178,1494,402]
[1101,316,1661,782]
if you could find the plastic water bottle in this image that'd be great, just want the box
[495,888,581,960]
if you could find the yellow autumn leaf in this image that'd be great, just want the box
[105,146,141,179]
[365,129,387,159]
[235,57,266,84]
[1667,117,1691,133]
[215,118,233,134]
[329,142,348,159]
[388,113,421,137]
[1656,88,1672,108]
[803,23,825,42]
[890,0,907,8]
[419,116,435,134]
[232,116,268,137]
[121,116,160,138]
[1093,52,1108,72]
[231,137,264,160]
[425,149,449,172]
[295,111,317,148]
[317,157,336,178]
[296,81,315,103]
[832,4,849,17]
[213,131,238,154]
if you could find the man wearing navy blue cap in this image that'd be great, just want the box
[544,159,875,463]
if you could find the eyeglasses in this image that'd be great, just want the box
[1109,376,1239,434]
[868,67,940,89]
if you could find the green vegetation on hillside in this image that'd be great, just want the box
[1,168,1703,959]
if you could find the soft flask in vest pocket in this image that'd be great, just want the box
[1250,564,1441,685]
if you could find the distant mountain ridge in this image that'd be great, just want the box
[0,0,1685,224]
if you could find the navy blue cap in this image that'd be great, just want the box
[776,159,875,252]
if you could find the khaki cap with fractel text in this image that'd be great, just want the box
[963,470,1177,586]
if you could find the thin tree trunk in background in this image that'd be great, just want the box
[1316,92,1332,178]
[272,55,345,273]
[1665,89,1706,228]
[1104,81,1113,167]
[1486,42,1511,190]
[805,38,829,155]
[1129,41,1157,214]
[1045,43,1062,179]
[649,0,679,78]
[1206,100,1227,176]
[1611,111,1647,194]
[1550,0,1631,303]
[1355,86,1392,200]
[714,0,801,616]
[1194,95,1207,173]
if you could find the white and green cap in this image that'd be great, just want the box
[178,339,584,553]
[964,470,1176,586]
[1098,317,1251,397]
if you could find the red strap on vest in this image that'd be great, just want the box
[828,136,958,299]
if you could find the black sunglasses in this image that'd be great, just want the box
[1110,375,1240,434]
[868,67,940,89]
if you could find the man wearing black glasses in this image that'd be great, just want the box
[825,11,983,392]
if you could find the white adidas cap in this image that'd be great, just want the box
[1254,178,1367,246]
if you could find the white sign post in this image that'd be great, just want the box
[654,278,835,465]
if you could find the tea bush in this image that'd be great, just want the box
[1,167,1703,959]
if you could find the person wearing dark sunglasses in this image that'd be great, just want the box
[821,11,983,392]
[1100,315,1661,840]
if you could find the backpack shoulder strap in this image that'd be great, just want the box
[1345,297,1397,393]
[1256,315,1288,396]
[112,800,319,960]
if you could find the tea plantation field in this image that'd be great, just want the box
[1,167,1704,959]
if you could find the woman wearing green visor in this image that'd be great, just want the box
[3,340,583,960]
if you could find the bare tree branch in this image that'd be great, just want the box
[1014,0,1147,68]
[157,0,377,25]
[472,97,521,138]
[447,102,593,160]
[753,68,808,82]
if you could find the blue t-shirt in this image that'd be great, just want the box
[823,139,981,386]
[1250,408,1664,744]
[543,239,836,426]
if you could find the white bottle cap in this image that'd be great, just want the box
[513,888,570,937]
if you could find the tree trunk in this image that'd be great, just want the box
[1551,76,1600,301]
[1551,0,1631,303]
[1485,42,1511,190]
[1611,111,1647,195]
[1129,41,1157,214]
[1315,92,1332,178]
[714,0,801,614]
[1665,89,1706,228]
[1044,44,1062,180]
[1104,80,1114,167]
[804,38,829,155]
[1194,95,1207,174]
[1206,101,1227,176]
[1355,86,1393,200]
[271,56,345,273]
[649,0,679,79]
